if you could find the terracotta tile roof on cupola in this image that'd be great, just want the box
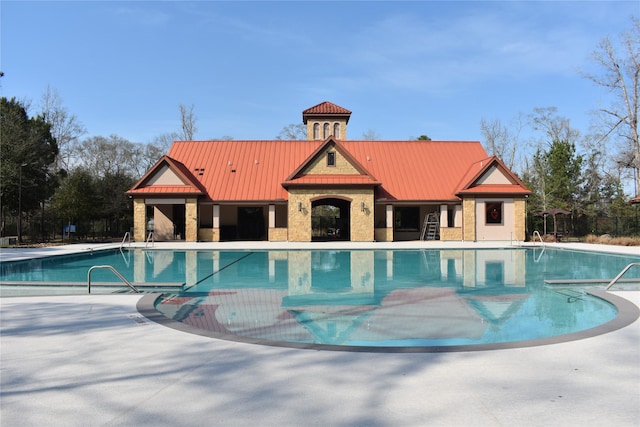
[302,101,352,123]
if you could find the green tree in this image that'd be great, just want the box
[0,97,59,238]
[95,172,135,237]
[546,139,583,211]
[50,169,97,240]
[523,139,583,235]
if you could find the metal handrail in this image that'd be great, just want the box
[145,231,154,248]
[120,232,131,249]
[87,265,140,294]
[532,230,544,246]
[606,262,640,291]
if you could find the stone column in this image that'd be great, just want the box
[185,198,198,242]
[133,199,146,242]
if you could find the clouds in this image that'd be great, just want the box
[2,0,636,144]
[315,2,630,97]
[112,5,172,27]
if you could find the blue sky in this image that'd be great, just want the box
[1,1,637,149]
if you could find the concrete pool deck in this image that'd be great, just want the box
[1,241,639,426]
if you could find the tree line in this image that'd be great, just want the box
[481,19,639,237]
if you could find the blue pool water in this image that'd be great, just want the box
[2,247,639,349]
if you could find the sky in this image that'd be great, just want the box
[1,1,637,154]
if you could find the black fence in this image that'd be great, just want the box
[3,214,133,243]
[527,212,640,238]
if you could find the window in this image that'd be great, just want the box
[323,123,330,139]
[333,123,340,138]
[313,123,319,139]
[486,202,503,224]
[394,207,419,230]
[327,151,336,166]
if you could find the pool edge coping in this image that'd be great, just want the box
[136,290,640,353]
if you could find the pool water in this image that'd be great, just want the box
[2,247,638,348]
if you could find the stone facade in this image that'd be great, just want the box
[306,119,348,140]
[287,188,375,242]
[185,198,198,242]
[268,227,288,242]
[304,149,358,174]
[463,198,476,241]
[374,227,393,242]
[514,198,527,241]
[440,227,462,241]
[198,228,218,242]
[133,199,146,242]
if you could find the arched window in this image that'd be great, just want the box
[323,123,330,139]
[333,123,340,138]
[313,123,320,139]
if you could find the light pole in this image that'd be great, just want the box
[18,163,27,244]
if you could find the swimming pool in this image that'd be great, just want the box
[2,247,638,351]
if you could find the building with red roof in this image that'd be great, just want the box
[127,102,530,242]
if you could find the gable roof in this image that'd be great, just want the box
[302,101,352,124]
[126,155,206,197]
[456,156,531,197]
[128,139,527,202]
[282,138,380,188]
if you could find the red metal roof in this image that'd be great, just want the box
[455,157,531,197]
[127,155,206,196]
[131,139,529,202]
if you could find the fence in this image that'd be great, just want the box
[527,212,639,238]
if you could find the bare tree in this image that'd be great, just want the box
[39,86,86,171]
[529,107,581,147]
[150,132,178,151]
[276,123,307,140]
[582,17,639,195]
[480,117,521,170]
[362,129,380,140]
[179,104,197,140]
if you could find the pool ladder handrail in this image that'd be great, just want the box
[120,232,131,249]
[606,262,640,291]
[87,265,140,294]
[532,230,545,246]
[145,231,154,248]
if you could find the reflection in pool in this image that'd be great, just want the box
[2,247,637,349]
[148,248,638,348]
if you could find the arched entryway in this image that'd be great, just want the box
[311,197,351,241]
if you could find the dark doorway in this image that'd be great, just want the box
[311,198,351,241]
[173,205,185,240]
[237,207,265,240]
